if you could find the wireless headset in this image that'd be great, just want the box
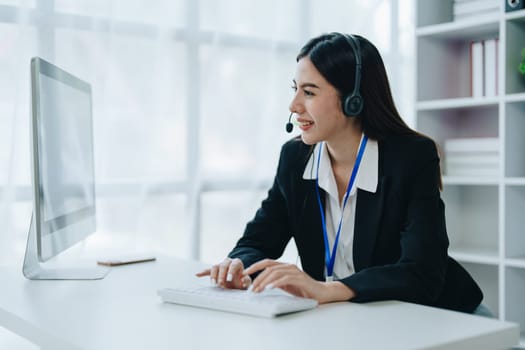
[341,34,364,117]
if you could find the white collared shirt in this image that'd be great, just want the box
[302,134,378,279]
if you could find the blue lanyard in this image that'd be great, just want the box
[315,135,368,280]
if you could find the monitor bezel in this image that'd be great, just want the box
[30,57,97,262]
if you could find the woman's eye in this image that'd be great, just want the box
[291,85,297,92]
[304,90,314,96]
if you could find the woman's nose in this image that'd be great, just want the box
[289,93,303,114]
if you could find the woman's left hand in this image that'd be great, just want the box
[243,259,355,304]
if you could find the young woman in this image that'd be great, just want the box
[197,33,483,313]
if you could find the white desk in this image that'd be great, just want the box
[0,257,519,350]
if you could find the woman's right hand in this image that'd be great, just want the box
[195,257,251,290]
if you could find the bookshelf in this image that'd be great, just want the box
[415,1,525,347]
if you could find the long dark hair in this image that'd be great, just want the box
[296,32,416,141]
[297,33,442,189]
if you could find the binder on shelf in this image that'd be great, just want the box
[470,41,484,97]
[484,38,498,97]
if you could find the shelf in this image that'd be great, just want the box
[505,258,525,268]
[449,247,499,265]
[416,36,500,99]
[416,16,499,40]
[505,8,525,21]
[505,177,525,185]
[417,97,499,110]
[417,107,498,143]
[417,1,525,332]
[505,93,525,103]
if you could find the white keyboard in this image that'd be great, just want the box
[157,286,318,318]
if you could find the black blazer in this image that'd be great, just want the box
[229,134,482,313]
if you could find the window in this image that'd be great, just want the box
[0,0,414,265]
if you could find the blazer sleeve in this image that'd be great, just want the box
[341,140,449,305]
[227,144,293,268]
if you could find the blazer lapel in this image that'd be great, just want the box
[353,176,387,271]
[298,180,326,281]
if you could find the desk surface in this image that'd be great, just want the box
[0,257,519,350]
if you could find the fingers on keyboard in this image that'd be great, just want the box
[218,259,231,286]
[195,268,211,277]
[227,258,244,284]
[210,264,219,286]
[241,275,251,289]
[205,258,246,289]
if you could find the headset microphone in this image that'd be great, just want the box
[285,112,294,133]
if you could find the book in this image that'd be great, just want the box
[453,0,499,15]
[454,8,499,21]
[470,41,484,97]
[484,38,498,97]
[444,137,500,177]
[444,137,499,153]
[445,165,499,177]
[454,0,495,2]
[445,154,499,165]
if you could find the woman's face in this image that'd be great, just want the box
[289,57,349,145]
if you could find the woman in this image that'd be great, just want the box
[197,33,483,313]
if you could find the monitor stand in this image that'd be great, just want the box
[23,214,109,280]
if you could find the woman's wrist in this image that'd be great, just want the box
[318,281,356,304]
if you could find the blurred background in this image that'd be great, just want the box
[0,0,415,266]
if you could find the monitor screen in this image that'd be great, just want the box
[30,57,96,262]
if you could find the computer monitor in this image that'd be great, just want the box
[23,57,108,280]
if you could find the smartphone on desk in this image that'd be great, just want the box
[97,254,156,267]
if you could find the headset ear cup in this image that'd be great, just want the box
[343,94,364,116]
